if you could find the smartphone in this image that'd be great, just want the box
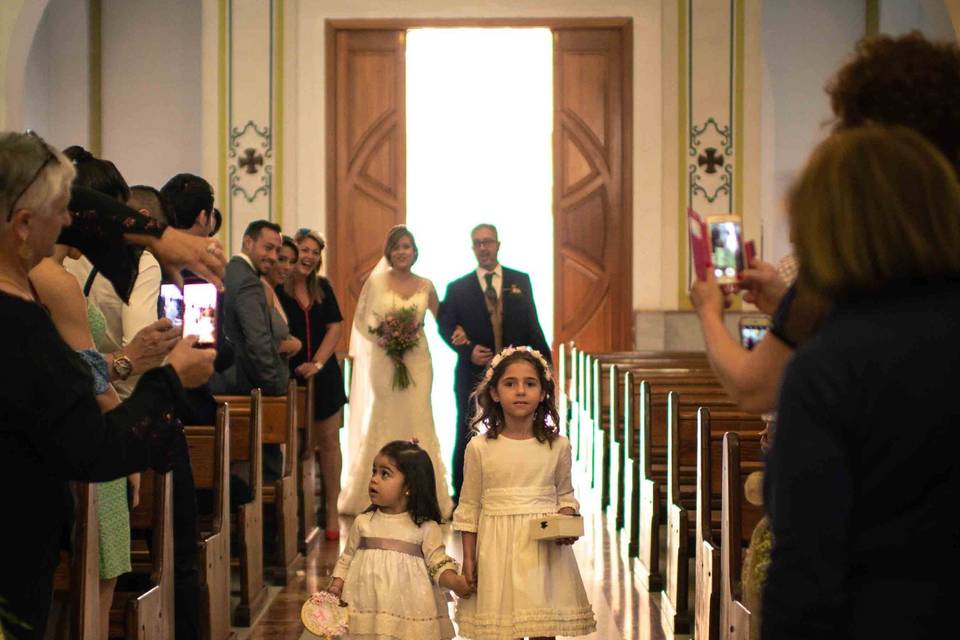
[739,316,770,350]
[158,284,184,328]
[182,281,219,347]
[707,214,745,284]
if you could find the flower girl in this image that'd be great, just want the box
[328,440,473,639]
[454,347,596,640]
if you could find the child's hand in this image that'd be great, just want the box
[462,557,478,589]
[450,574,474,599]
[326,577,344,598]
[556,507,580,545]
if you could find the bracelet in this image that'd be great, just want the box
[313,361,324,372]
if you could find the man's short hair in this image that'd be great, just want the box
[161,173,214,229]
[244,219,282,241]
[471,223,498,239]
[129,185,174,226]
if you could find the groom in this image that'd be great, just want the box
[438,223,552,503]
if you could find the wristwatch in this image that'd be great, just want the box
[112,351,134,381]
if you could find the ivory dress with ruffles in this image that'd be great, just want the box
[453,434,596,639]
[332,510,457,639]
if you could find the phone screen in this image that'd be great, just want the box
[739,319,769,350]
[708,218,744,283]
[158,284,184,328]
[183,281,218,346]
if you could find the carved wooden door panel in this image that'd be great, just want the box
[330,30,406,352]
[553,28,632,352]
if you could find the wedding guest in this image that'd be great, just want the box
[161,173,218,238]
[0,131,219,640]
[278,228,346,539]
[261,235,302,359]
[762,126,960,638]
[129,185,175,226]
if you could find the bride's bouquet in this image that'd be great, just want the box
[369,306,422,390]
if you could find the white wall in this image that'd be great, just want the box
[100,0,202,188]
[759,0,866,264]
[881,0,956,40]
[288,0,664,310]
[22,0,89,149]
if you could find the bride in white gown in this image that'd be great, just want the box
[339,226,454,518]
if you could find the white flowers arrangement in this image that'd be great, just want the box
[483,345,552,382]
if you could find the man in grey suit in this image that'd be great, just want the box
[212,219,288,396]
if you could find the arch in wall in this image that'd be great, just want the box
[4,0,51,129]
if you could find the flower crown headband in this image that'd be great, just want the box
[483,345,552,382]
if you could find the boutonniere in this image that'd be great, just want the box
[507,284,523,297]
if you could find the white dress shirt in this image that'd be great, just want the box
[475,264,503,300]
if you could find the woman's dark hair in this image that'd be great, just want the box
[365,440,443,525]
[383,224,419,266]
[280,235,299,260]
[63,145,130,202]
[827,32,960,175]
[470,349,560,444]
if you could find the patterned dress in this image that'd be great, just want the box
[87,300,132,580]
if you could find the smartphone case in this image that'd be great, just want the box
[529,514,584,541]
[687,208,710,280]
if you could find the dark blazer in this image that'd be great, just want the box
[437,267,551,383]
[212,256,288,396]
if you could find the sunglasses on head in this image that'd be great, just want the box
[297,227,325,249]
[7,130,58,222]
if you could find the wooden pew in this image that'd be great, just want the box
[49,483,99,640]
[623,372,723,584]
[721,432,757,640]
[185,405,235,640]
[661,392,764,637]
[260,381,301,584]
[120,470,175,640]
[695,409,765,640]
[219,390,266,627]
[297,376,319,553]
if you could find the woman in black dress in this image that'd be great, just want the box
[278,229,346,540]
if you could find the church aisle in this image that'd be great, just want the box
[240,488,665,640]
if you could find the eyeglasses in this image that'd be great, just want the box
[472,238,498,248]
[7,130,57,222]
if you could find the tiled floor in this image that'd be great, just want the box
[241,477,669,640]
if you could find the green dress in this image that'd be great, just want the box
[87,301,132,580]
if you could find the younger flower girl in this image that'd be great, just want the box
[454,346,596,640]
[328,440,473,639]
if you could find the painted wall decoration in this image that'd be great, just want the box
[220,0,283,253]
[678,0,746,302]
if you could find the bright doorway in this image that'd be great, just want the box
[405,28,555,489]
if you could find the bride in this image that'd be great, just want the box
[338,225,454,518]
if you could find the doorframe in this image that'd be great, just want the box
[325,17,634,352]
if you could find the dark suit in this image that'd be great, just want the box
[211,256,288,396]
[437,267,551,501]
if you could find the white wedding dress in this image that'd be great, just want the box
[338,269,454,519]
